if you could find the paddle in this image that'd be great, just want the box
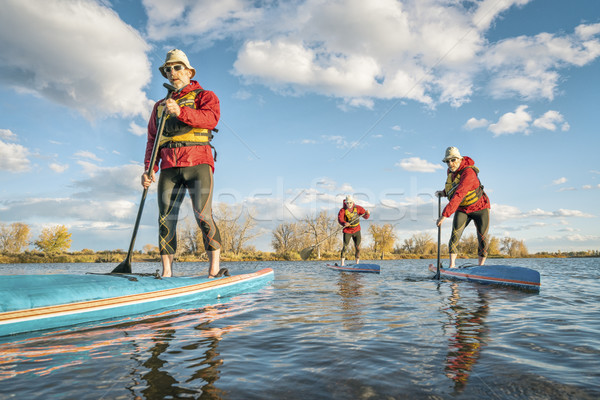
[299,217,359,261]
[111,83,176,274]
[433,194,442,280]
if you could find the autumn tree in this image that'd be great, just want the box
[401,232,435,255]
[369,223,396,259]
[301,211,339,259]
[399,237,415,254]
[319,213,341,254]
[501,237,529,257]
[214,204,260,255]
[177,218,205,255]
[272,222,302,253]
[142,243,159,255]
[34,225,72,254]
[457,233,478,255]
[0,222,31,253]
[487,236,500,256]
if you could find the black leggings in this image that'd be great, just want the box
[449,208,489,257]
[157,164,221,255]
[341,231,361,258]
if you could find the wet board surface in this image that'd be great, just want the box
[326,263,381,274]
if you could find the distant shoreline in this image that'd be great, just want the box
[1,250,597,264]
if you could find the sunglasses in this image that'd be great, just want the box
[445,158,459,164]
[163,65,185,73]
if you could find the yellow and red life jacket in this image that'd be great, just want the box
[344,208,360,227]
[445,166,485,207]
[157,89,215,149]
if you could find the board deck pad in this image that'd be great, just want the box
[326,263,380,274]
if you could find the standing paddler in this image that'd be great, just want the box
[141,49,226,278]
[337,195,370,266]
[435,147,490,268]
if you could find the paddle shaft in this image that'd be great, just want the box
[434,194,441,280]
[112,83,176,272]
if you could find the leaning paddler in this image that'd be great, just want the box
[141,49,225,278]
[435,147,490,268]
[337,195,370,266]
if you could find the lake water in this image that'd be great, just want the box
[0,258,598,399]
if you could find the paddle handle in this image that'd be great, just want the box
[145,83,176,176]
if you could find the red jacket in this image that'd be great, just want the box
[442,156,490,217]
[145,81,220,172]
[338,200,370,234]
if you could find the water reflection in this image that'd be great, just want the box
[336,272,365,331]
[0,303,245,398]
[134,306,227,399]
[442,283,489,392]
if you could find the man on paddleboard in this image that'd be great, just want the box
[141,49,225,278]
[337,195,370,266]
[435,147,490,268]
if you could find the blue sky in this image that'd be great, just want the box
[1,0,599,254]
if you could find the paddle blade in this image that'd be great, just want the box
[299,246,314,261]
[111,259,132,274]
[432,261,441,280]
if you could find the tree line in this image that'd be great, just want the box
[0,222,72,254]
[1,209,597,263]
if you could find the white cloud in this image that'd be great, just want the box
[464,117,489,130]
[552,177,567,185]
[0,129,17,141]
[566,234,600,242]
[469,107,570,136]
[129,122,147,137]
[533,110,568,131]
[526,208,554,217]
[492,204,594,222]
[49,163,69,173]
[483,24,600,100]
[74,151,103,162]
[490,204,522,222]
[142,0,600,108]
[395,157,443,173]
[0,139,31,172]
[524,208,593,218]
[144,0,264,43]
[554,209,593,218]
[3,1,598,115]
[233,90,252,100]
[322,135,362,149]
[0,197,138,223]
[0,0,151,120]
[71,162,144,199]
[575,22,600,39]
[488,105,532,135]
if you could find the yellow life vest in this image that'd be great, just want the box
[445,166,484,207]
[157,89,215,148]
[344,208,360,227]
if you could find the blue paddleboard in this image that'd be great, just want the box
[429,264,540,290]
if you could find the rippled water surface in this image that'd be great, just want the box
[0,259,598,399]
